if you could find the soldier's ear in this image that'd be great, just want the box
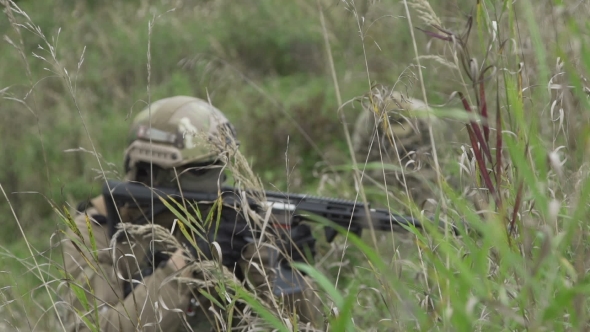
[124,155,131,173]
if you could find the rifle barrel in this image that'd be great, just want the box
[103,180,430,236]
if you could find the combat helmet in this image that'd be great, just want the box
[124,96,238,191]
[352,87,434,164]
[351,86,439,209]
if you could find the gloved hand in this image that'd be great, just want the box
[278,223,316,264]
[122,250,171,297]
[191,206,251,269]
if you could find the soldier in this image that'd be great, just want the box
[58,96,322,331]
[352,86,445,212]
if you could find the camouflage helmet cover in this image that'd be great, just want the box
[124,96,238,172]
[352,89,434,156]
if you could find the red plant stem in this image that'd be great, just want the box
[495,87,503,209]
[479,80,489,144]
[466,125,498,207]
[510,181,524,238]
[458,92,493,162]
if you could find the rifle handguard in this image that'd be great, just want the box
[101,179,457,241]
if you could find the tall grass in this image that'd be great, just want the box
[2,0,590,330]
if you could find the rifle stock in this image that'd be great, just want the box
[102,179,447,241]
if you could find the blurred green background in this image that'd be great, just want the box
[0,0,470,243]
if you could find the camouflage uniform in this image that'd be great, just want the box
[352,88,444,211]
[60,197,199,331]
[59,96,322,331]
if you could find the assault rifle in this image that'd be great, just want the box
[102,179,431,241]
[102,179,449,295]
